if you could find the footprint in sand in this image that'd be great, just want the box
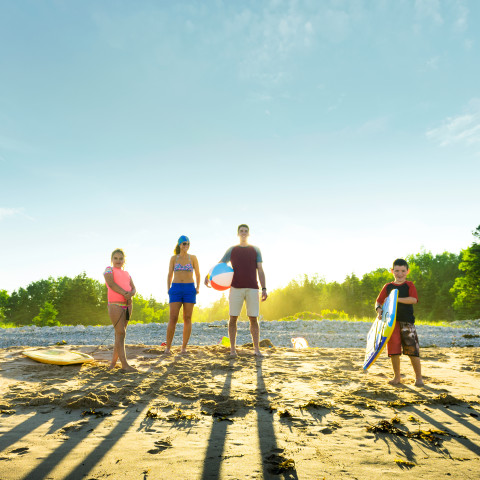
[148,440,172,454]
[10,447,29,455]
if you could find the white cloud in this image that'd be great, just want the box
[247,92,273,103]
[426,99,480,147]
[0,208,23,221]
[414,0,444,26]
[425,55,440,70]
[453,1,468,32]
[327,93,346,112]
[357,116,390,135]
[233,1,356,86]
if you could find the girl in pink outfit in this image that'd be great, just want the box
[104,249,137,372]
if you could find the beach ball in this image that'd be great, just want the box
[209,263,234,291]
[291,337,309,349]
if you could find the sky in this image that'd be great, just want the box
[1,0,479,307]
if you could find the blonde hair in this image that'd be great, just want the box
[110,248,126,267]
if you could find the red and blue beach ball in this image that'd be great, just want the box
[208,263,234,291]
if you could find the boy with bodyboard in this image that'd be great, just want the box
[375,259,424,387]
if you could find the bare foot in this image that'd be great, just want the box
[254,350,264,357]
[180,349,189,355]
[389,378,402,385]
[108,364,117,370]
[163,349,172,355]
[415,378,425,387]
[229,349,238,357]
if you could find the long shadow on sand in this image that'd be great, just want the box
[0,411,73,453]
[200,357,234,480]
[256,357,298,480]
[60,404,148,480]
[20,411,114,480]
[410,406,480,456]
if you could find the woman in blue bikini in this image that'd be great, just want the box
[165,235,200,354]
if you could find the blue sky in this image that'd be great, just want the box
[1,0,479,307]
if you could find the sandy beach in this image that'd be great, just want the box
[0,344,479,480]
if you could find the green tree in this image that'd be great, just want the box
[0,290,9,322]
[6,279,57,325]
[359,268,392,317]
[194,294,229,322]
[407,250,460,321]
[342,274,363,316]
[32,301,60,327]
[55,273,108,325]
[132,294,169,323]
[451,225,480,319]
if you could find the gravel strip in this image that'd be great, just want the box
[1,319,480,349]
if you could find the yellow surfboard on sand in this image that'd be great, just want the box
[23,348,93,365]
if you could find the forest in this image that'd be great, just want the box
[1,226,479,327]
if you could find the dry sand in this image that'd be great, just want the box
[0,344,479,480]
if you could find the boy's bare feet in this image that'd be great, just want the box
[254,350,264,357]
[415,378,424,387]
[229,349,238,357]
[389,377,402,385]
[163,348,172,355]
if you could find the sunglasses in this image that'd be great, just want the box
[182,242,190,246]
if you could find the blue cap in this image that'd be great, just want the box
[177,235,190,245]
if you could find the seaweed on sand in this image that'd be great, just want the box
[167,408,199,421]
[212,412,234,422]
[265,453,296,474]
[387,392,473,409]
[394,459,416,468]
[81,408,111,417]
[0,409,15,415]
[299,400,332,410]
[366,419,459,446]
[145,408,161,419]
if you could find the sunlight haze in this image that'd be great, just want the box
[1,0,479,306]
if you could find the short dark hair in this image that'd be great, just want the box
[237,224,249,233]
[393,258,409,269]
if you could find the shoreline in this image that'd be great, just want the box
[1,345,479,479]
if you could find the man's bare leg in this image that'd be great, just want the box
[228,315,238,356]
[249,316,263,357]
[229,316,238,356]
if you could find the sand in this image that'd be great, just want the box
[0,344,479,480]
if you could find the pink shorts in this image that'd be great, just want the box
[387,322,420,357]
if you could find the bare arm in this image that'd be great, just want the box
[127,278,136,297]
[167,256,175,292]
[204,259,225,287]
[397,297,418,305]
[192,255,201,293]
[104,272,129,299]
[257,263,267,301]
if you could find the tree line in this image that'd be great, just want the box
[1,226,479,326]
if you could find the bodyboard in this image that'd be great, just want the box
[23,349,93,365]
[363,288,398,370]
